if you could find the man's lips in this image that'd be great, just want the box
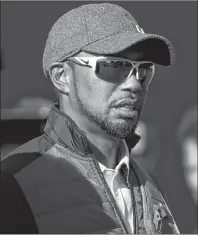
[112,99,138,110]
[112,102,139,119]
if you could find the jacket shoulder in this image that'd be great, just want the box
[0,171,38,233]
[1,134,54,176]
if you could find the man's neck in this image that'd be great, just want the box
[86,132,124,169]
[77,120,124,169]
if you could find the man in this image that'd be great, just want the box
[1,3,180,234]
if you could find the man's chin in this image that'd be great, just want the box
[102,120,138,139]
[105,129,135,139]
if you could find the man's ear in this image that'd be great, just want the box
[49,62,73,95]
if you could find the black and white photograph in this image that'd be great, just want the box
[0,1,197,234]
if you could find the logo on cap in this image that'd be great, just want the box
[136,25,145,33]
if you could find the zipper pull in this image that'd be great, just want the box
[153,205,162,233]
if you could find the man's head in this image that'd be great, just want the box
[43,3,175,139]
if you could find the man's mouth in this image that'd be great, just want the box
[113,99,138,111]
[114,98,137,106]
[114,105,135,112]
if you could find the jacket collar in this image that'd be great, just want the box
[44,104,140,156]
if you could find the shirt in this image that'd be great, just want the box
[98,140,134,234]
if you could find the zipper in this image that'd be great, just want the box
[129,175,138,234]
[128,162,140,234]
[87,153,129,234]
[122,165,137,234]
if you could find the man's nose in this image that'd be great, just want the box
[121,70,142,93]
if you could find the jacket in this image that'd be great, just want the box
[1,104,180,234]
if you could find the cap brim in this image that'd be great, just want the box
[82,31,175,66]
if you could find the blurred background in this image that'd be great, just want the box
[1,1,197,233]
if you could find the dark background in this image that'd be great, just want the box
[1,1,197,233]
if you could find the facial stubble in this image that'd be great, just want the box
[73,77,139,139]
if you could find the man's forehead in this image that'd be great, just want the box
[78,48,146,61]
[113,49,145,61]
[77,51,96,58]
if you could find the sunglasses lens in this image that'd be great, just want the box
[95,58,132,83]
[138,63,155,87]
[95,58,154,85]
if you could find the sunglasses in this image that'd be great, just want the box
[67,56,155,87]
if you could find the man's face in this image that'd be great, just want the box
[69,49,150,139]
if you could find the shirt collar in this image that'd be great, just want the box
[99,139,130,173]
